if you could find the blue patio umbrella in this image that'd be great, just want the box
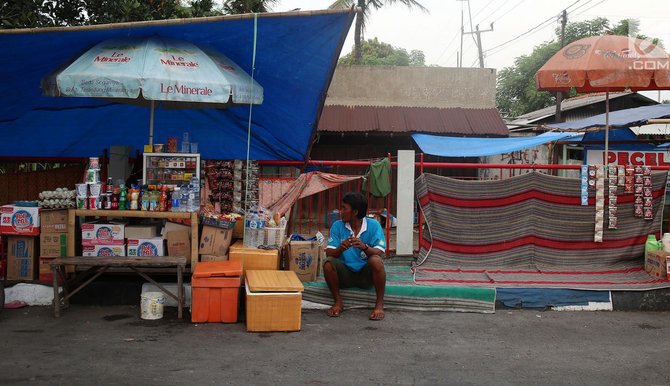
[42,35,263,145]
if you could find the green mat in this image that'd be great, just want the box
[303,257,496,314]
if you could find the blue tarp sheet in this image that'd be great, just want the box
[547,104,670,131]
[0,10,354,160]
[411,132,581,157]
[496,288,611,309]
[581,128,657,151]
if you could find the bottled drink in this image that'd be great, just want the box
[179,185,189,212]
[190,176,200,212]
[171,187,181,212]
[257,210,266,246]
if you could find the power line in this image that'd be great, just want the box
[475,0,512,26]
[570,0,606,18]
[483,0,583,56]
[484,14,557,54]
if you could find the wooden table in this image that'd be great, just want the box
[66,209,200,267]
[50,256,187,319]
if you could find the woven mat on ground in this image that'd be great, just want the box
[303,257,496,313]
[414,171,670,291]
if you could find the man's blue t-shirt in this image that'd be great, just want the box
[326,217,386,272]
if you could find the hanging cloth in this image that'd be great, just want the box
[367,158,392,198]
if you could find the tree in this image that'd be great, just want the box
[496,18,663,118]
[329,0,427,65]
[222,0,278,14]
[1,0,223,29]
[339,37,425,66]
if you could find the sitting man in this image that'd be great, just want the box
[324,192,386,320]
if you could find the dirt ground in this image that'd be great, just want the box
[1,305,668,385]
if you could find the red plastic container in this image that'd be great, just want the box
[191,260,242,323]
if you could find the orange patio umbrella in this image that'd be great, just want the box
[535,35,670,163]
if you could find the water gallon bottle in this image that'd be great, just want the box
[645,235,662,260]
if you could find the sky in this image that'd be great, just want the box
[272,0,670,101]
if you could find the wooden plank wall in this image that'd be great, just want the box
[0,165,85,205]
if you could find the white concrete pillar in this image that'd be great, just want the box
[395,150,415,256]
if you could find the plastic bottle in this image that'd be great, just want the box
[179,185,189,212]
[171,187,181,212]
[190,176,200,212]
[645,235,662,260]
[119,184,127,211]
[257,210,266,246]
[662,233,670,253]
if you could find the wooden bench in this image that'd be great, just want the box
[50,256,187,319]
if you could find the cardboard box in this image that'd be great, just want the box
[38,256,66,283]
[201,254,229,262]
[232,217,244,239]
[125,224,160,239]
[245,270,304,332]
[645,250,669,279]
[288,240,322,282]
[167,230,191,260]
[7,236,36,280]
[229,240,279,274]
[40,210,68,233]
[127,238,164,256]
[81,221,125,245]
[199,226,233,256]
[82,244,126,257]
[40,233,67,257]
[1,205,40,236]
[162,221,191,239]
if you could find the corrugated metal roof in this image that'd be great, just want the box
[318,105,509,136]
[510,91,658,125]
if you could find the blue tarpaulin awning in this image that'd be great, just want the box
[0,10,355,160]
[411,132,581,157]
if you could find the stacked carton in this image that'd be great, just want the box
[39,210,69,282]
[1,205,40,280]
[81,221,126,257]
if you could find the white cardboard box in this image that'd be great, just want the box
[127,237,164,257]
[81,221,125,245]
[82,244,126,257]
[1,205,40,236]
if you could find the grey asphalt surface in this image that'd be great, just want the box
[1,305,668,385]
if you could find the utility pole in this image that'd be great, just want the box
[457,0,466,68]
[555,9,568,122]
[464,23,493,68]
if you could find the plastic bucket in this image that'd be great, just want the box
[140,292,166,320]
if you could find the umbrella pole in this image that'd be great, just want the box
[604,90,609,166]
[149,100,155,146]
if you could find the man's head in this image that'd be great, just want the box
[341,192,367,222]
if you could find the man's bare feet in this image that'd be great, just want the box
[369,306,385,321]
[326,302,343,317]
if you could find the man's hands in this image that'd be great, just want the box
[344,237,367,251]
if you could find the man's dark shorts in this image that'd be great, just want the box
[324,256,382,289]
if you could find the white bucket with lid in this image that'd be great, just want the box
[140,292,166,320]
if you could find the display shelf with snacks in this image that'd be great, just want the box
[143,153,201,188]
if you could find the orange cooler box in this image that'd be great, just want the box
[191,260,242,323]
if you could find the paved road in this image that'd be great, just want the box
[1,305,668,385]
